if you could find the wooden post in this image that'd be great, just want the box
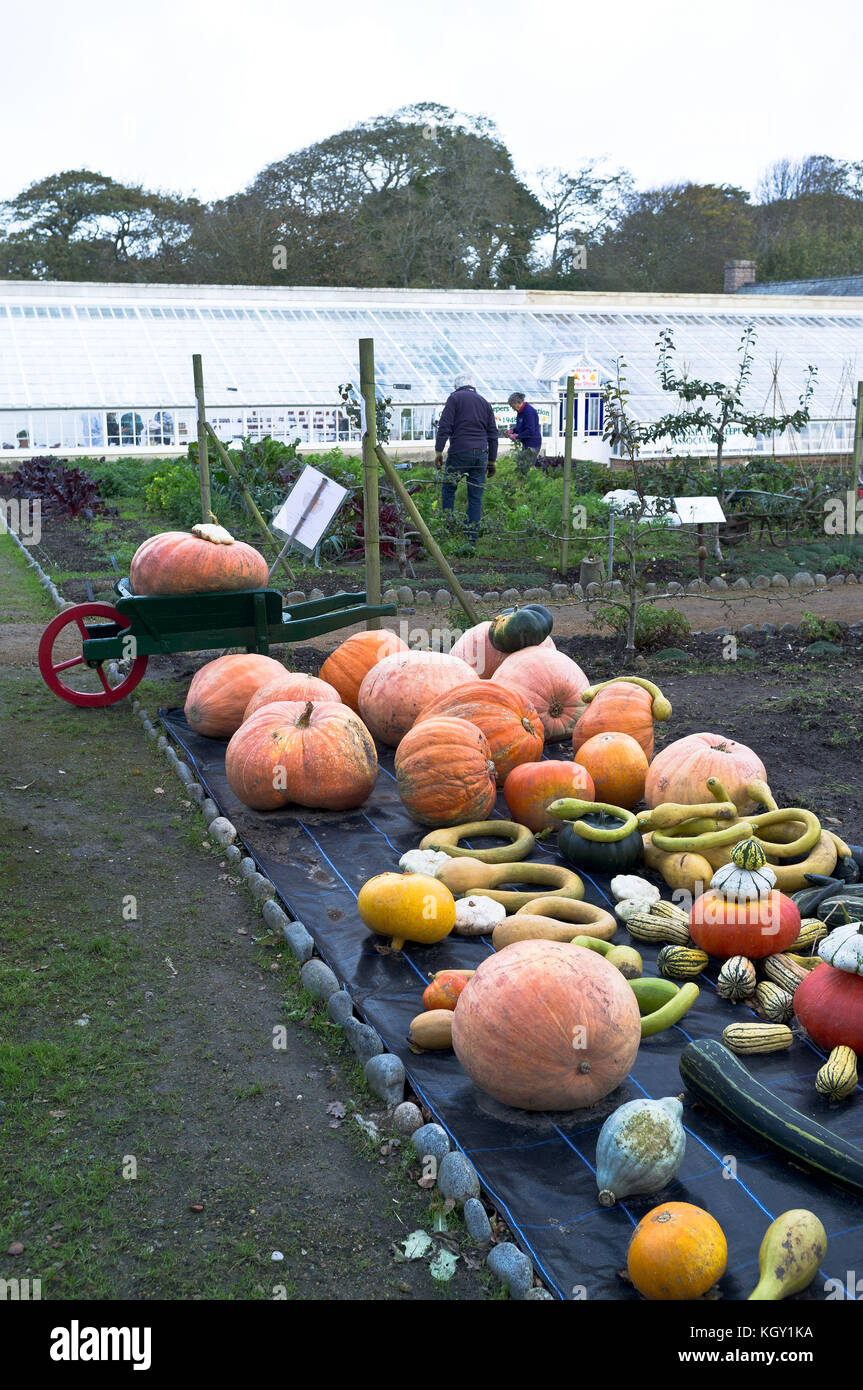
[205,424,295,583]
[559,375,575,573]
[375,444,479,625]
[852,380,863,501]
[193,355,211,524]
[359,338,381,630]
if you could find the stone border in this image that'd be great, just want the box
[1,521,69,610]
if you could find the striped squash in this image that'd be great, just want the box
[626,913,692,946]
[754,981,794,1024]
[731,838,768,871]
[657,945,709,981]
[717,956,757,1003]
[790,919,829,954]
[763,954,808,995]
[649,901,691,926]
[815,1046,858,1102]
[722,1022,794,1054]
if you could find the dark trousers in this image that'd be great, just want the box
[441,448,488,538]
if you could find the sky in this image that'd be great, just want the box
[3,0,862,206]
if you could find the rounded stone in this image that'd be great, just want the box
[779,621,797,637]
[761,623,778,636]
[239,857,257,878]
[644,582,656,595]
[248,873,275,902]
[482,591,500,604]
[686,579,703,594]
[486,1241,534,1300]
[300,957,339,1001]
[609,579,624,595]
[326,989,354,1025]
[434,589,452,606]
[144,723,157,739]
[437,1150,480,1206]
[384,589,399,604]
[363,1053,406,1108]
[397,586,414,604]
[343,1016,384,1064]
[846,573,858,584]
[283,919,315,962]
[261,898,287,932]
[770,573,789,588]
[175,762,194,785]
[666,581,683,596]
[464,1197,492,1244]
[208,816,236,847]
[710,625,730,636]
[414,590,431,606]
[731,576,750,589]
[392,1102,424,1138]
[165,748,179,765]
[550,583,569,601]
[523,586,550,601]
[188,783,205,804]
[753,575,771,589]
[585,582,601,599]
[523,1287,554,1300]
[814,573,828,586]
[201,798,220,824]
[286,591,306,606]
[309,587,325,601]
[224,844,242,865]
[411,1123,450,1166]
[739,623,757,637]
[571,583,584,599]
[791,571,815,588]
[828,573,845,586]
[708,576,727,590]
[156,735,168,750]
[500,588,520,604]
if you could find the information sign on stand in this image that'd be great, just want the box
[269,466,349,579]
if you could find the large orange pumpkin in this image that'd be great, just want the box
[394,717,497,827]
[358,650,479,746]
[688,888,800,959]
[451,621,554,680]
[225,699,378,811]
[184,652,286,738]
[645,732,766,813]
[490,648,589,743]
[243,672,341,721]
[451,939,641,1111]
[502,760,596,832]
[130,526,268,596]
[573,681,655,761]
[627,1202,727,1301]
[319,629,409,713]
[415,681,544,784]
[574,731,649,809]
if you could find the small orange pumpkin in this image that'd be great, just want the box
[574,731,649,809]
[422,971,471,1011]
[415,681,544,784]
[184,652,287,739]
[243,672,341,721]
[627,1202,727,1301]
[573,681,655,761]
[502,761,596,832]
[394,717,497,827]
[319,629,409,713]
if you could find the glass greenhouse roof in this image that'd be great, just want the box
[0,281,860,422]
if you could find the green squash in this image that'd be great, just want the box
[558,813,643,874]
[488,604,554,653]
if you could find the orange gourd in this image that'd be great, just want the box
[358,650,479,746]
[130,527,268,596]
[645,733,767,813]
[184,652,287,739]
[422,971,470,1011]
[451,939,642,1111]
[243,672,341,721]
[490,648,590,743]
[225,699,378,811]
[358,872,456,951]
[502,761,596,832]
[394,717,497,827]
[574,731,649,809]
[573,681,655,761]
[627,1202,727,1301]
[415,681,544,784]
[319,629,409,713]
[451,621,554,680]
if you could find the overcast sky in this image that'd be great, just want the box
[3,0,862,205]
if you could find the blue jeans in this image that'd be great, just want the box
[441,449,488,538]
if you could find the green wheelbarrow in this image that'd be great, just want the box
[37,580,397,707]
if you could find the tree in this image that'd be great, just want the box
[645,323,817,557]
[532,161,632,282]
[753,155,863,283]
[0,170,197,281]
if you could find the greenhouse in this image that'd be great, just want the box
[0,279,860,460]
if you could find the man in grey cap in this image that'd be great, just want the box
[434,373,499,545]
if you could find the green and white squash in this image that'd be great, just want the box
[711,841,776,901]
[722,1022,794,1054]
[817,921,863,975]
[717,955,757,1002]
[815,1046,858,1102]
[755,981,795,1024]
[657,944,709,981]
[595,1096,686,1207]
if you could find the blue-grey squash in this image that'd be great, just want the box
[595,1095,686,1207]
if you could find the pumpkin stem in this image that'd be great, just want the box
[296,700,314,728]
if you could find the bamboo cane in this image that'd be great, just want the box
[359,338,382,631]
[205,424,295,583]
[559,375,575,573]
[193,355,212,524]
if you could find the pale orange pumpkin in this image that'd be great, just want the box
[451,939,642,1111]
[243,672,341,721]
[319,629,409,713]
[415,681,544,784]
[358,650,479,746]
[644,732,767,813]
[451,621,554,680]
[394,717,497,827]
[502,760,596,831]
[130,527,269,596]
[574,731,649,809]
[184,652,287,738]
[225,699,378,811]
[573,681,655,761]
[490,648,589,742]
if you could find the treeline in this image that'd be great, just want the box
[2,104,862,293]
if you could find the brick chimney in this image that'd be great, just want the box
[724,259,757,293]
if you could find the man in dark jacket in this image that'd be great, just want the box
[434,373,498,543]
[506,391,542,474]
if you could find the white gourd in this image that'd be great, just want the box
[818,922,863,975]
[595,1096,686,1207]
[710,861,776,900]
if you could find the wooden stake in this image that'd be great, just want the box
[359,338,381,630]
[205,424,295,583]
[559,375,575,573]
[193,355,211,524]
[852,380,863,499]
[375,442,479,626]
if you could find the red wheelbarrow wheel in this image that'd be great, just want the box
[38,602,149,707]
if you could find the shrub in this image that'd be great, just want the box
[0,456,109,519]
[590,602,692,651]
[797,609,842,643]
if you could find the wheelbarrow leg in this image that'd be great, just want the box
[251,591,270,654]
